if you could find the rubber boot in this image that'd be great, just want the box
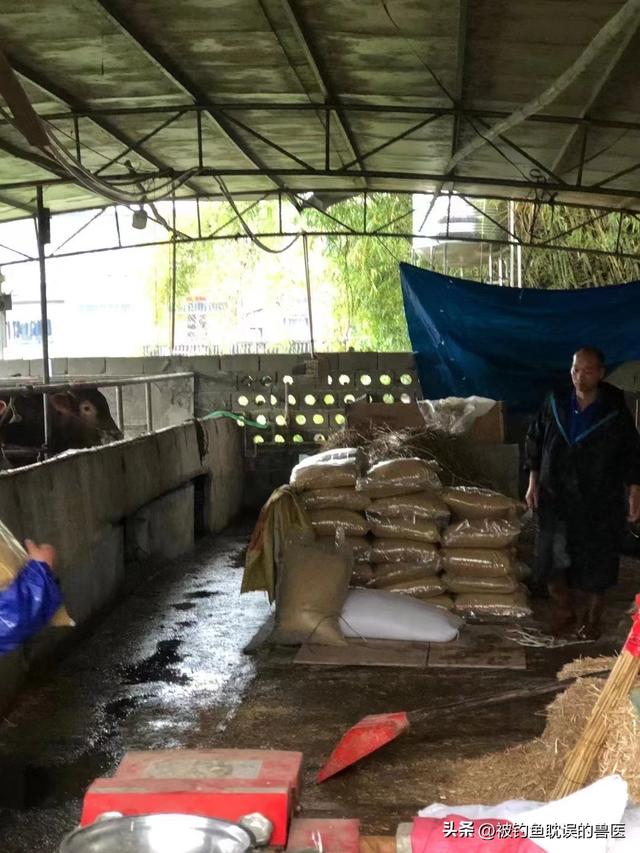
[577,592,605,641]
[547,579,576,637]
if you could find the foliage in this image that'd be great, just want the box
[515,202,640,288]
[149,193,419,352]
[302,193,413,351]
[148,200,312,349]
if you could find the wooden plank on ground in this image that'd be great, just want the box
[428,641,526,670]
[295,638,429,668]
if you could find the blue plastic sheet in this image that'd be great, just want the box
[400,262,640,413]
[0,559,62,655]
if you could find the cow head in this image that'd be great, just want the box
[49,393,103,449]
[69,389,124,443]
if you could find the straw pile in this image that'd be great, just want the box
[438,655,640,804]
[324,426,494,490]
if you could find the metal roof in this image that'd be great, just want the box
[1,0,640,221]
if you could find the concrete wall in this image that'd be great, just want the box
[0,415,243,712]
[0,352,418,442]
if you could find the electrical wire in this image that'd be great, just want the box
[42,116,118,166]
[214,176,300,253]
[380,0,454,104]
[465,118,532,183]
[46,131,198,202]
[0,103,198,205]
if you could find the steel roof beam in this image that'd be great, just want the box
[2,187,640,224]
[93,0,292,198]
[276,0,366,179]
[4,101,640,132]
[450,0,469,160]
[0,192,36,214]
[3,226,640,267]
[9,56,204,196]
[551,28,639,179]
[0,135,66,179]
[2,164,640,203]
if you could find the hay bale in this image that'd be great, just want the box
[325,426,494,490]
[557,655,616,681]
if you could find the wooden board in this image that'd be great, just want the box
[428,641,526,670]
[295,638,429,668]
[360,837,397,853]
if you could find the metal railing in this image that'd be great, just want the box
[0,372,194,439]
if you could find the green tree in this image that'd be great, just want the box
[303,193,413,350]
[515,202,640,288]
[147,199,314,350]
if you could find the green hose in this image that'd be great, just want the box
[200,410,270,429]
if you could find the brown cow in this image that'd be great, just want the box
[0,388,123,467]
[68,388,123,443]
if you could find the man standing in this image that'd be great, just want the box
[525,347,640,639]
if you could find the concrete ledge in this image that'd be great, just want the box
[126,483,194,563]
[0,416,243,713]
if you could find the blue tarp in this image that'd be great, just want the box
[399,262,640,413]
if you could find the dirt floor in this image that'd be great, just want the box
[0,521,638,851]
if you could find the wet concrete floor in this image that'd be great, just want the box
[0,524,637,851]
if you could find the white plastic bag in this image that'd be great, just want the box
[418,775,628,853]
[418,396,497,435]
[340,588,462,643]
[612,805,640,851]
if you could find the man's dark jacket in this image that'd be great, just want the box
[525,382,640,591]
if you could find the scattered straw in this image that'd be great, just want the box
[324,426,493,489]
[435,673,640,804]
[557,655,617,681]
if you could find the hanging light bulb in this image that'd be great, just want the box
[132,206,148,230]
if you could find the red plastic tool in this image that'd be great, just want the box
[316,673,611,783]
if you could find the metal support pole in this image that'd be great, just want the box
[170,194,177,353]
[302,233,316,357]
[324,104,331,171]
[144,382,153,432]
[115,385,124,433]
[36,186,51,453]
[509,201,515,286]
[196,110,203,170]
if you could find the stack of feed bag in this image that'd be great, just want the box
[440,487,531,618]
[358,458,453,609]
[290,453,531,619]
[290,448,374,587]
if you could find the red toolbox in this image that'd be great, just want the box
[81,749,303,847]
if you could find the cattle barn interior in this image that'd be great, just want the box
[1,2,640,851]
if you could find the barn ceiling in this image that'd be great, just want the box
[1,0,640,222]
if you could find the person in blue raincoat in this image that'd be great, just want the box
[0,539,61,655]
[525,347,640,639]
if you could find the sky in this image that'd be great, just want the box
[0,199,327,360]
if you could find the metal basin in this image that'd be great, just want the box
[58,813,255,853]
